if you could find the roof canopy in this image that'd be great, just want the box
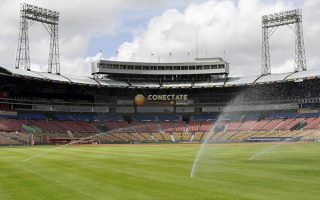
[1,65,320,89]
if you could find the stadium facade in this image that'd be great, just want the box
[0,58,319,114]
[1,56,320,144]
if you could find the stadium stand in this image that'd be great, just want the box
[199,121,215,132]
[226,121,243,131]
[189,121,201,132]
[1,110,320,145]
[261,119,283,131]
[275,118,296,130]
[251,119,271,131]
[238,120,257,131]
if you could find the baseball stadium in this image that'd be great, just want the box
[0,3,320,200]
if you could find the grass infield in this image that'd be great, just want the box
[0,143,319,200]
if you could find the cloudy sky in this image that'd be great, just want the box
[1,0,319,77]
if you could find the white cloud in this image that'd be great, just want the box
[115,0,320,76]
[0,0,318,78]
[0,0,167,76]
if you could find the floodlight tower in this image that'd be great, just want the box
[15,3,60,74]
[261,9,306,75]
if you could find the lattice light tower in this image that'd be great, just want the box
[15,3,60,74]
[261,9,306,75]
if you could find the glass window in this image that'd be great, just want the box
[112,65,119,69]
[211,65,217,69]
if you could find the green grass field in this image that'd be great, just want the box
[0,143,320,200]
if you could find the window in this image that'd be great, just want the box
[108,64,113,69]
[211,65,217,69]
[143,66,149,70]
[112,65,119,69]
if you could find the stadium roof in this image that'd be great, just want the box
[96,78,129,87]
[1,65,320,88]
[225,76,259,86]
[194,80,225,88]
[255,72,293,84]
[0,65,100,86]
[286,69,320,81]
[36,72,71,82]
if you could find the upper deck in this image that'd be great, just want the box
[91,58,229,80]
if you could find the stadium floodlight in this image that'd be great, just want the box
[261,9,306,75]
[15,3,60,74]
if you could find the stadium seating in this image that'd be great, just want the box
[251,119,271,131]
[193,132,204,141]
[175,121,186,132]
[275,118,296,130]
[152,132,164,141]
[0,119,23,132]
[284,118,305,130]
[130,122,148,132]
[1,111,320,145]
[261,119,283,131]
[238,120,257,131]
[304,118,320,129]
[226,121,242,131]
[189,121,200,132]
[160,122,175,132]
[199,121,215,132]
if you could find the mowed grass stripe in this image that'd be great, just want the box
[0,157,90,200]
[25,146,206,199]
[19,149,203,199]
[0,143,320,200]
